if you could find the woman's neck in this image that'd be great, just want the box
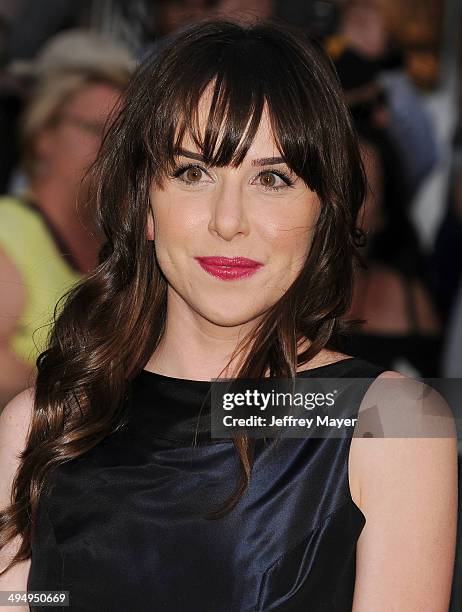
[145,320,248,381]
[145,294,345,381]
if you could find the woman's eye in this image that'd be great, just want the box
[255,170,293,191]
[260,172,278,188]
[184,167,203,182]
[171,164,211,186]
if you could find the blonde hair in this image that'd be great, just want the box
[21,66,131,179]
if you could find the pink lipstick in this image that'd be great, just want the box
[195,256,264,280]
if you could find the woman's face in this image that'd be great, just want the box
[148,95,321,328]
[36,83,122,190]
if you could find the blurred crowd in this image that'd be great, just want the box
[0,0,460,407]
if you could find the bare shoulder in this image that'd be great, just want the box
[0,388,35,590]
[347,370,405,509]
[357,369,455,434]
[349,368,457,511]
[351,367,457,454]
[0,387,35,504]
[0,387,35,441]
[349,370,458,609]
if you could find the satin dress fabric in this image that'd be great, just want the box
[27,356,386,611]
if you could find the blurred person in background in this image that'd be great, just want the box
[325,0,439,199]
[0,0,94,192]
[443,280,462,377]
[0,30,133,409]
[431,139,462,326]
[334,50,422,277]
[440,158,462,376]
[341,135,443,377]
[327,38,443,376]
[428,0,462,333]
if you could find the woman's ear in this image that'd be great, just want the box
[146,208,154,241]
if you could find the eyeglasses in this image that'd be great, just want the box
[55,113,108,138]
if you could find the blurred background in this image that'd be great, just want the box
[0,0,460,607]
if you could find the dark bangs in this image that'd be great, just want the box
[133,20,365,211]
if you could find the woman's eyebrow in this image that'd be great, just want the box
[251,156,285,167]
[175,148,204,161]
[175,148,286,167]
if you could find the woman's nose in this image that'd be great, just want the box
[207,180,250,241]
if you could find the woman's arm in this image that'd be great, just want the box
[351,371,458,611]
[0,388,34,611]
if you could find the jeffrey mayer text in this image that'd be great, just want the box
[223,414,358,428]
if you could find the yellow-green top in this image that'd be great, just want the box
[0,196,82,364]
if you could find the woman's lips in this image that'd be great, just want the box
[195,256,264,281]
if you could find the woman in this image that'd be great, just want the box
[0,19,457,611]
[0,31,132,407]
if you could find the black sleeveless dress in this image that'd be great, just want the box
[27,357,386,611]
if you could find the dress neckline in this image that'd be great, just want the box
[139,356,359,385]
[128,356,374,446]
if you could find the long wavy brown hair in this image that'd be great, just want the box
[0,18,367,574]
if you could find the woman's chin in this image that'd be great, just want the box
[195,300,268,328]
